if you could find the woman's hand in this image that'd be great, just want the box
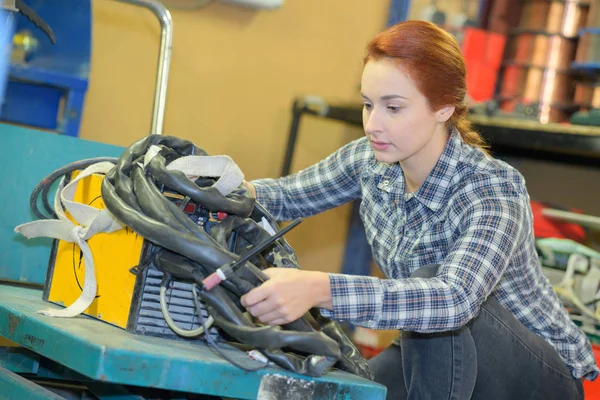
[243,180,256,198]
[241,268,332,325]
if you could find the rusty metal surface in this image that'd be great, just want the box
[0,283,386,399]
[519,0,590,37]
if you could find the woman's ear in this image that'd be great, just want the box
[435,106,455,123]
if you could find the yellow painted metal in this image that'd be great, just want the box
[0,337,18,347]
[45,173,145,328]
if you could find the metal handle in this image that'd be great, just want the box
[113,0,173,135]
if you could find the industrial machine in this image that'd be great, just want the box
[0,0,91,137]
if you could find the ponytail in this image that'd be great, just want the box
[450,106,490,156]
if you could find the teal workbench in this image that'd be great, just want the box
[0,124,386,399]
[0,274,386,399]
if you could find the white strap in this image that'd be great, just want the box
[14,161,121,318]
[16,222,99,317]
[143,146,244,196]
[15,152,244,319]
[58,162,116,227]
[166,155,244,196]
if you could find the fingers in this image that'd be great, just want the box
[255,310,283,325]
[262,268,282,278]
[240,285,269,308]
[246,298,278,318]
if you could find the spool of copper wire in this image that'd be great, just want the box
[574,82,600,109]
[504,32,577,69]
[500,64,575,105]
[519,0,590,37]
[498,63,576,122]
[586,0,599,27]
[575,31,600,64]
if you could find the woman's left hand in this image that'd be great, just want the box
[240,268,332,326]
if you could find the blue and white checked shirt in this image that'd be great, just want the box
[252,131,599,379]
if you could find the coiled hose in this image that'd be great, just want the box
[99,134,373,379]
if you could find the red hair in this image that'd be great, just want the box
[365,20,488,153]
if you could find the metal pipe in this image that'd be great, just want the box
[113,0,173,135]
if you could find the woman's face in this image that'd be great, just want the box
[360,58,452,165]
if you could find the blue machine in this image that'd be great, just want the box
[0,8,15,102]
[0,0,91,137]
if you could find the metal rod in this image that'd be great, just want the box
[112,0,173,135]
[231,218,302,272]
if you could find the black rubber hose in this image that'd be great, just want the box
[146,154,254,217]
[198,286,340,376]
[29,157,119,220]
[103,176,236,273]
[131,165,191,235]
[100,134,346,376]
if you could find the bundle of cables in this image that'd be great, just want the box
[76,134,372,379]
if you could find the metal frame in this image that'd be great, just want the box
[114,0,173,135]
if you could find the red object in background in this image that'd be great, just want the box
[584,344,600,399]
[530,200,587,243]
[461,28,506,102]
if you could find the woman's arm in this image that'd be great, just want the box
[249,137,369,221]
[320,178,529,332]
[242,177,530,331]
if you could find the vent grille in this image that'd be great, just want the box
[133,265,219,341]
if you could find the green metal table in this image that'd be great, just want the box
[0,283,386,399]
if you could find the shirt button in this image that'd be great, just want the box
[382,180,390,186]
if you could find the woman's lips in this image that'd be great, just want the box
[371,140,391,151]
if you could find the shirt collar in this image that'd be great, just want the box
[370,129,462,212]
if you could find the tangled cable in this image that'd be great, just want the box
[97,134,373,379]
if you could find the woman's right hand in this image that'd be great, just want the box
[243,180,257,198]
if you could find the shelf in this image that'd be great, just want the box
[469,115,600,167]
[281,98,600,174]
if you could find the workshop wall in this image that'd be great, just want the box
[79,1,389,273]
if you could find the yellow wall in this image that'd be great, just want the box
[79,0,390,273]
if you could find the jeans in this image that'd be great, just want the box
[369,265,585,400]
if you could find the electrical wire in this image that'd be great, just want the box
[160,274,214,337]
[100,134,373,378]
[30,157,119,220]
[554,253,600,323]
[192,284,266,372]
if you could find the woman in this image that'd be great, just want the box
[241,20,599,399]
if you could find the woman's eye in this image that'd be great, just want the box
[387,105,402,113]
[363,103,373,110]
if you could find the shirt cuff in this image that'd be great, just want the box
[251,179,277,213]
[319,273,383,329]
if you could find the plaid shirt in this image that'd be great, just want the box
[252,131,599,379]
